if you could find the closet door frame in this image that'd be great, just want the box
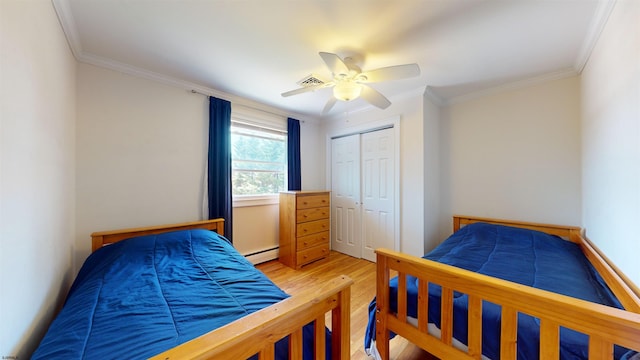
[325,115,401,257]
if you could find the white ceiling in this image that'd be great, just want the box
[53,0,611,119]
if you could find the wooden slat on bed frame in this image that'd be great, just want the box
[375,215,640,360]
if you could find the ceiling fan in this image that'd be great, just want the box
[281,52,420,114]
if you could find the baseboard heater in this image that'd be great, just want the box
[244,247,279,265]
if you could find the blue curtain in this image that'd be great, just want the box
[208,96,233,241]
[287,117,302,191]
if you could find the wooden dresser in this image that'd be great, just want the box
[279,191,330,269]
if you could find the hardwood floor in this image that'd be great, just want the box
[256,251,438,360]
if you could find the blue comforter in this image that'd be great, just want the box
[365,222,633,359]
[33,229,324,359]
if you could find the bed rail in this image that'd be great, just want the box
[375,249,640,360]
[151,275,353,360]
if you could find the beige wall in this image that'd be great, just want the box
[0,1,77,357]
[76,63,208,267]
[441,76,582,227]
[581,0,639,286]
[233,204,279,256]
[76,63,325,265]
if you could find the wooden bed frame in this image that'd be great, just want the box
[375,215,640,360]
[91,219,353,360]
[91,218,227,251]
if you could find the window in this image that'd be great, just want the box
[231,122,287,197]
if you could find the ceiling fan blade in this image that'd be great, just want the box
[322,97,338,114]
[319,52,350,76]
[360,85,391,109]
[360,64,420,83]
[281,83,330,97]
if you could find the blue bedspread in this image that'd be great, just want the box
[33,229,325,359]
[365,222,633,359]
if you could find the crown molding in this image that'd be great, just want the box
[52,0,607,117]
[423,86,446,107]
[574,0,617,73]
[52,0,82,59]
[426,0,616,107]
[83,52,317,123]
[444,68,579,106]
[50,0,317,124]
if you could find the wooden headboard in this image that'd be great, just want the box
[453,215,582,242]
[91,218,225,252]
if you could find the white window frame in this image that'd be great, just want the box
[231,105,287,207]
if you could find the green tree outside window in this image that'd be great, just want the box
[231,124,287,196]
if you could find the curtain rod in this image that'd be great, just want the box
[190,89,304,122]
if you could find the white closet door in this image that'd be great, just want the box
[361,128,395,262]
[331,134,361,258]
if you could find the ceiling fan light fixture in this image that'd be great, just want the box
[282,52,420,112]
[333,81,362,101]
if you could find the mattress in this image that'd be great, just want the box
[365,222,632,359]
[33,229,325,359]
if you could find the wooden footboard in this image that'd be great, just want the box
[374,216,640,360]
[151,274,353,360]
[375,250,640,360]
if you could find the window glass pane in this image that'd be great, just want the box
[231,123,287,196]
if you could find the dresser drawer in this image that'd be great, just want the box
[296,207,329,223]
[296,194,330,210]
[297,231,329,251]
[296,243,329,266]
[279,191,330,269]
[297,219,329,236]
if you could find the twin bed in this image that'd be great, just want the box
[33,219,352,360]
[367,216,640,360]
[33,215,640,359]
